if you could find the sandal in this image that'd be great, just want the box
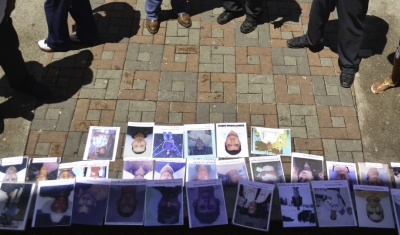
[371,78,395,94]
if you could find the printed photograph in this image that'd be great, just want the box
[57,162,83,180]
[312,181,356,227]
[277,183,316,227]
[391,163,400,188]
[186,180,228,228]
[144,181,183,226]
[105,180,146,225]
[123,122,154,158]
[83,126,120,161]
[71,180,110,226]
[186,162,217,182]
[216,159,248,187]
[391,189,400,234]
[123,159,154,180]
[32,180,75,227]
[232,179,274,232]
[354,185,394,228]
[291,153,324,183]
[326,161,358,191]
[26,158,60,183]
[0,182,35,230]
[184,124,216,158]
[358,162,391,188]
[250,156,285,185]
[154,160,186,180]
[216,123,249,158]
[152,126,184,158]
[0,157,28,183]
[83,166,108,179]
[251,127,291,156]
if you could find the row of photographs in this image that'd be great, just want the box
[2,154,400,189]
[80,123,292,161]
[2,154,400,190]
[3,178,400,233]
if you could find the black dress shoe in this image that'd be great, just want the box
[217,11,240,25]
[340,73,355,88]
[287,36,306,48]
[240,17,258,34]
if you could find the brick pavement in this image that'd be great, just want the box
[24,0,364,177]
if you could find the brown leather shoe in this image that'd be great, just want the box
[177,13,192,28]
[146,19,159,34]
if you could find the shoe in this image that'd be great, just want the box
[340,73,355,88]
[371,78,395,94]
[240,17,257,34]
[177,13,192,28]
[70,32,100,46]
[287,36,305,48]
[13,81,52,99]
[146,19,160,34]
[217,11,240,25]
[37,40,54,52]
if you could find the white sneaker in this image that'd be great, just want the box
[70,32,81,43]
[37,40,54,52]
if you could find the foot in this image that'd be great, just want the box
[13,81,52,99]
[177,13,192,28]
[240,17,258,34]
[217,11,240,25]
[69,32,100,46]
[371,78,395,94]
[146,19,159,34]
[340,73,355,88]
[37,40,54,52]
[287,36,305,49]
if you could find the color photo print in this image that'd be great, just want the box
[215,122,249,158]
[152,125,184,158]
[291,153,324,183]
[83,126,120,161]
[232,179,274,232]
[154,159,186,181]
[184,124,216,158]
[0,156,28,183]
[123,122,154,158]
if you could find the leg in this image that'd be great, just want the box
[217,0,244,25]
[163,132,167,141]
[171,0,187,16]
[145,0,162,34]
[336,0,369,75]
[43,0,72,51]
[240,0,262,34]
[371,40,400,93]
[69,0,99,43]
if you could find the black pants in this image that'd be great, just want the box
[222,0,262,20]
[0,17,34,89]
[300,0,369,74]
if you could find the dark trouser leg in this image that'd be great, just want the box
[69,0,99,43]
[222,0,244,13]
[0,18,33,89]
[44,0,72,51]
[300,0,335,46]
[244,0,262,21]
[336,0,369,74]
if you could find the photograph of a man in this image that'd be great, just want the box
[123,123,154,157]
[123,160,153,179]
[0,157,28,183]
[71,182,110,225]
[187,184,228,228]
[32,183,74,227]
[358,163,391,188]
[152,131,183,158]
[291,157,323,183]
[216,123,249,157]
[216,159,248,187]
[154,161,186,180]
[145,183,183,226]
[186,163,218,182]
[187,130,213,156]
[105,183,146,225]
[83,127,119,161]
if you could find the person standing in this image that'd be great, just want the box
[216,0,262,34]
[145,0,192,35]
[38,0,99,52]
[286,0,369,88]
[0,0,52,134]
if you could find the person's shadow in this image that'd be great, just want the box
[0,50,94,133]
[70,2,140,50]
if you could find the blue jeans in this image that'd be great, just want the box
[145,0,188,20]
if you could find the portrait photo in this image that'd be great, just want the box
[152,125,184,158]
[216,123,249,158]
[186,180,228,228]
[250,157,285,185]
[358,162,391,188]
[291,154,324,183]
[32,180,75,227]
[57,163,83,180]
[123,122,154,158]
[26,158,60,183]
[216,159,249,187]
[144,180,183,226]
[326,161,358,191]
[278,183,316,228]
[184,124,216,158]
[186,163,217,182]
[71,180,110,226]
[392,164,400,188]
[123,159,154,180]
[0,157,28,183]
[83,126,120,161]
[0,182,35,231]
[105,181,146,225]
[391,189,400,234]
[83,166,108,179]
[154,161,186,180]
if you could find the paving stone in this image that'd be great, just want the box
[292,116,305,126]
[237,94,263,103]
[87,110,101,121]
[332,117,346,127]
[105,79,121,99]
[284,57,296,66]
[102,51,114,60]
[224,55,236,73]
[35,143,51,155]
[224,113,237,122]
[281,31,293,40]
[114,100,130,123]
[31,120,58,131]
[251,115,264,126]
[211,55,224,64]
[199,64,224,73]
[175,54,187,63]
[129,101,157,112]
[63,132,82,157]
[339,87,354,106]
[211,82,223,92]
[169,113,182,123]
[326,85,339,96]
[262,84,276,104]
[296,57,311,75]
[338,152,353,162]
[172,81,185,91]
[212,46,235,55]
[248,56,260,65]
[79,88,106,99]
[128,111,142,122]
[133,80,146,90]
[352,152,364,163]
[210,103,236,113]
[288,127,307,138]
[287,84,300,94]
[142,112,156,122]
[210,113,224,123]
[315,96,342,106]
[290,105,316,116]
[277,104,291,126]
[56,109,74,131]
[94,79,108,89]
[46,109,61,120]
[311,76,326,96]
[96,70,123,79]
[320,58,333,67]
[197,103,210,123]
[138,52,151,62]
[272,48,284,66]
[282,48,307,57]
[305,116,320,138]
[273,66,298,74]
[336,140,362,152]
[249,84,263,93]
[237,74,249,93]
